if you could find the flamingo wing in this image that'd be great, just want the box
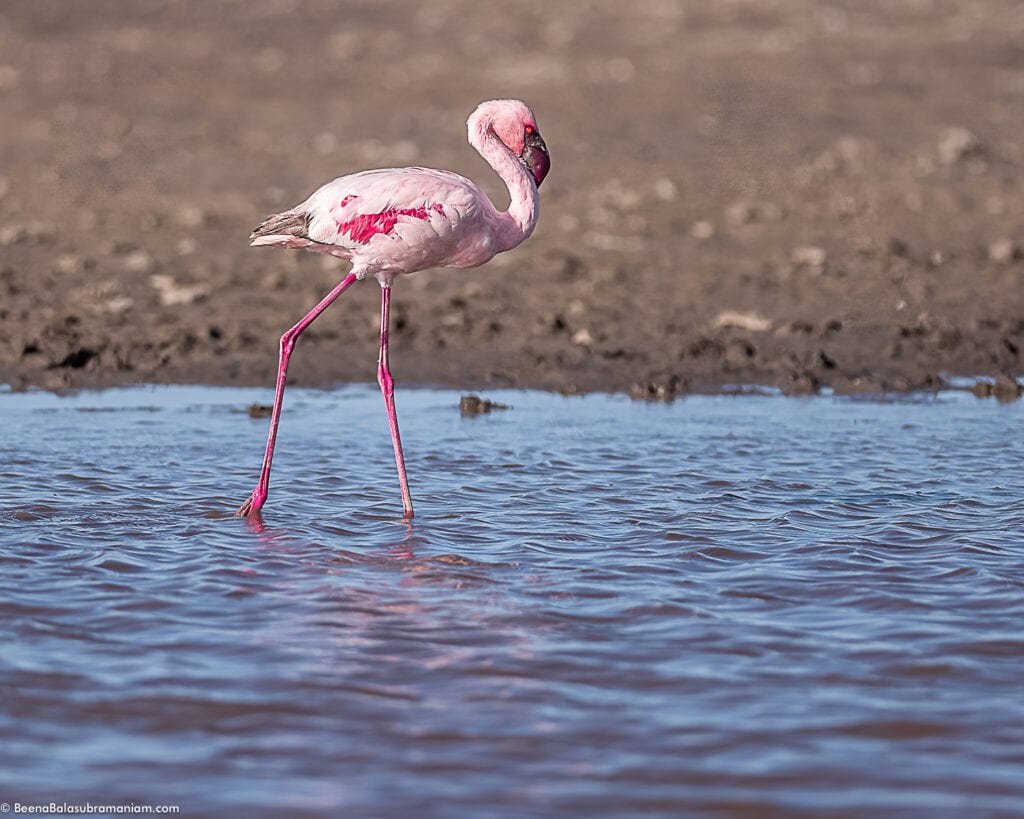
[301,168,492,269]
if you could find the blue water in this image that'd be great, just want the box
[1,385,1023,817]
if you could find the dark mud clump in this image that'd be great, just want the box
[460,395,511,416]
[971,376,1024,402]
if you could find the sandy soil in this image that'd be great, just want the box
[2,0,1024,397]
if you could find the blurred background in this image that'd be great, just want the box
[2,0,1023,395]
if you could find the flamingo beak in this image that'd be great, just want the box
[522,131,550,188]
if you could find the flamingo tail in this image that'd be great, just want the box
[249,211,312,246]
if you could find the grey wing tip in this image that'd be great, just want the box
[250,211,312,240]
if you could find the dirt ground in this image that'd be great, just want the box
[2,0,1024,397]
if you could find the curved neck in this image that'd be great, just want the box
[469,121,539,252]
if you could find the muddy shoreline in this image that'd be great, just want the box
[2,1,1024,398]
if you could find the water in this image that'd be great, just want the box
[1,385,1023,817]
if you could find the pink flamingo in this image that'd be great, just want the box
[236,99,550,519]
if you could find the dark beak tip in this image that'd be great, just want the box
[532,152,551,187]
[524,133,550,188]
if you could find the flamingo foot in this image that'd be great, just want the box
[235,488,267,517]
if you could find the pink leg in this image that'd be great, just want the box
[236,272,358,517]
[377,285,415,518]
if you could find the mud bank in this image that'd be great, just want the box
[2,1,1024,397]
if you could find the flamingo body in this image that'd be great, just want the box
[236,99,550,519]
[252,168,503,278]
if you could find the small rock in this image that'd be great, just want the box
[970,377,1022,401]
[0,224,27,246]
[690,220,715,240]
[149,273,209,306]
[571,328,594,346]
[88,278,132,315]
[792,245,827,269]
[123,250,154,274]
[176,206,206,228]
[653,178,677,201]
[248,403,273,418]
[938,127,982,165]
[629,377,682,401]
[459,395,510,416]
[988,238,1020,264]
[834,135,868,166]
[54,254,86,275]
[713,310,772,332]
[0,222,55,246]
[993,376,1022,402]
[104,296,133,314]
[583,231,643,252]
[440,311,464,328]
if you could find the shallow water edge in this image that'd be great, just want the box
[2,385,1023,817]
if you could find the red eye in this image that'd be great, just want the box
[525,124,535,135]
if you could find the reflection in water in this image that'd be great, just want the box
[1,385,1024,816]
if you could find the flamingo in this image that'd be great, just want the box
[236,99,551,519]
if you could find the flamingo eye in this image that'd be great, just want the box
[525,124,535,135]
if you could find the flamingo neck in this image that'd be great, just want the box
[469,120,539,253]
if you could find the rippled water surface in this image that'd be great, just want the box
[2,385,1023,817]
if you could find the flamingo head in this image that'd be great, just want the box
[470,99,551,188]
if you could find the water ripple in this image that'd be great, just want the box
[1,386,1023,816]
